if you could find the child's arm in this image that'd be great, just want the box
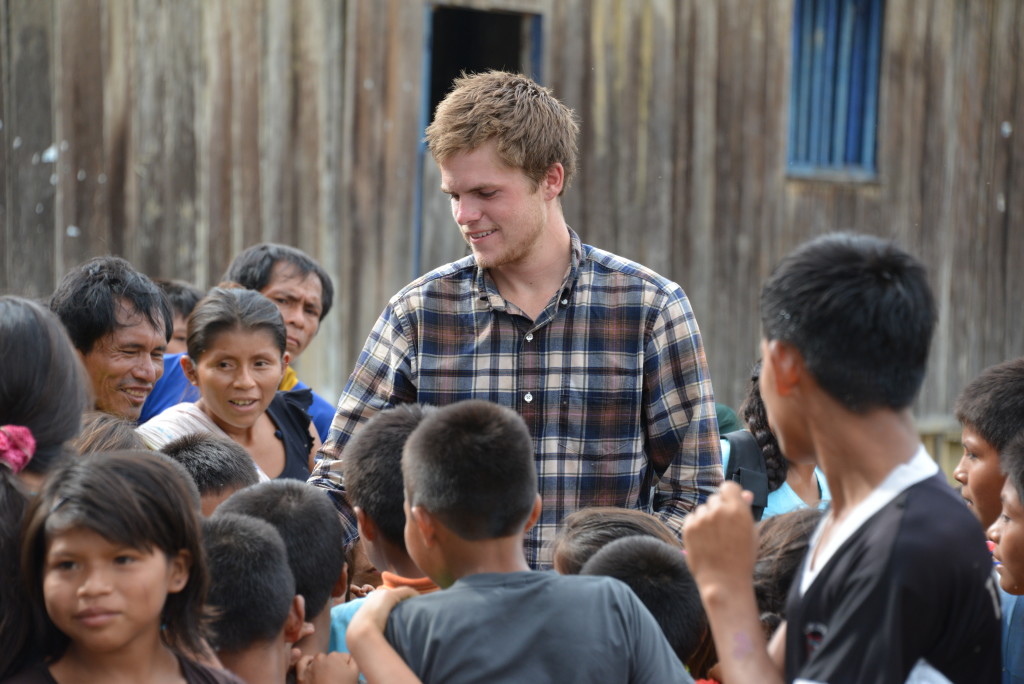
[346,587,421,684]
[684,482,785,684]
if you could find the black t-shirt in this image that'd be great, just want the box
[785,473,1001,683]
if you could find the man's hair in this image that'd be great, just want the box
[160,433,259,496]
[154,279,203,319]
[425,71,580,194]
[550,506,681,575]
[955,358,1024,451]
[216,481,344,621]
[186,288,286,361]
[760,233,935,412]
[222,243,334,321]
[49,255,173,353]
[344,404,435,549]
[204,513,295,653]
[402,399,537,540]
[580,536,706,665]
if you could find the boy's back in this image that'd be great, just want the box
[785,465,999,682]
[385,571,691,684]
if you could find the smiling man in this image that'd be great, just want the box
[310,71,721,569]
[50,256,172,421]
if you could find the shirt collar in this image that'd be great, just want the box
[474,227,584,313]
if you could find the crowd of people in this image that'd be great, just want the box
[0,70,1019,684]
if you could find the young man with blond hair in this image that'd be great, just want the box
[311,70,720,568]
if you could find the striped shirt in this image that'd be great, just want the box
[309,229,722,568]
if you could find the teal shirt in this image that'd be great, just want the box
[720,438,831,519]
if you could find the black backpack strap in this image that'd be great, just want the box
[723,430,769,521]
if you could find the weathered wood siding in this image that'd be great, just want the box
[1,0,1021,418]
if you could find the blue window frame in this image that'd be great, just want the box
[787,0,884,179]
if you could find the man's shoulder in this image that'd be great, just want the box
[580,243,682,295]
[389,255,478,304]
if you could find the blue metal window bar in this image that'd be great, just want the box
[788,0,883,178]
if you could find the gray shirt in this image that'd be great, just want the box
[385,571,694,684]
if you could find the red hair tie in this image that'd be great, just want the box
[0,425,35,474]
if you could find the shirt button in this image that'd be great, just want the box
[560,298,569,306]
[525,333,534,342]
[524,392,533,403]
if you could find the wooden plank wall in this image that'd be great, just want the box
[1,0,1021,418]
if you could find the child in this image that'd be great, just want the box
[203,512,336,684]
[579,535,707,671]
[954,357,1024,529]
[989,431,1024,684]
[684,233,999,683]
[217,480,346,659]
[384,399,691,683]
[70,411,147,455]
[752,507,824,637]
[155,278,203,355]
[329,404,440,654]
[550,505,682,575]
[7,452,241,683]
[162,432,260,515]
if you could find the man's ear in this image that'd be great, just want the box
[541,162,565,201]
[283,594,307,644]
[410,505,438,547]
[523,494,542,533]
[180,355,198,386]
[355,507,378,543]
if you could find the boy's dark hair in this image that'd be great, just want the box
[551,507,681,575]
[753,507,824,633]
[49,255,173,353]
[203,513,295,653]
[740,361,787,492]
[1001,432,1024,506]
[222,243,334,321]
[760,233,935,412]
[71,411,146,455]
[580,536,706,665]
[955,357,1024,451]
[21,451,209,660]
[344,404,434,549]
[161,433,259,496]
[0,296,88,476]
[187,288,286,361]
[216,481,344,621]
[402,399,537,540]
[155,278,203,319]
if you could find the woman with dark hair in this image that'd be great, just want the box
[137,288,319,481]
[723,360,830,518]
[0,296,90,679]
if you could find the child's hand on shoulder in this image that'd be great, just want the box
[296,652,359,684]
[350,586,418,636]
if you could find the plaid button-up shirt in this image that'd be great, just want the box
[309,229,722,568]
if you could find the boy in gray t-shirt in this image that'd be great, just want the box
[385,399,692,684]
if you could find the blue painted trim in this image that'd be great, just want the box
[530,14,543,83]
[845,0,868,163]
[788,0,805,165]
[796,0,815,162]
[820,0,838,164]
[860,0,882,170]
[832,0,855,163]
[412,4,434,278]
[809,0,827,164]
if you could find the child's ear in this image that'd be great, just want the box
[410,506,438,547]
[523,494,542,533]
[355,507,378,542]
[180,355,198,386]
[167,550,192,594]
[283,351,291,369]
[764,340,803,396]
[283,594,307,645]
